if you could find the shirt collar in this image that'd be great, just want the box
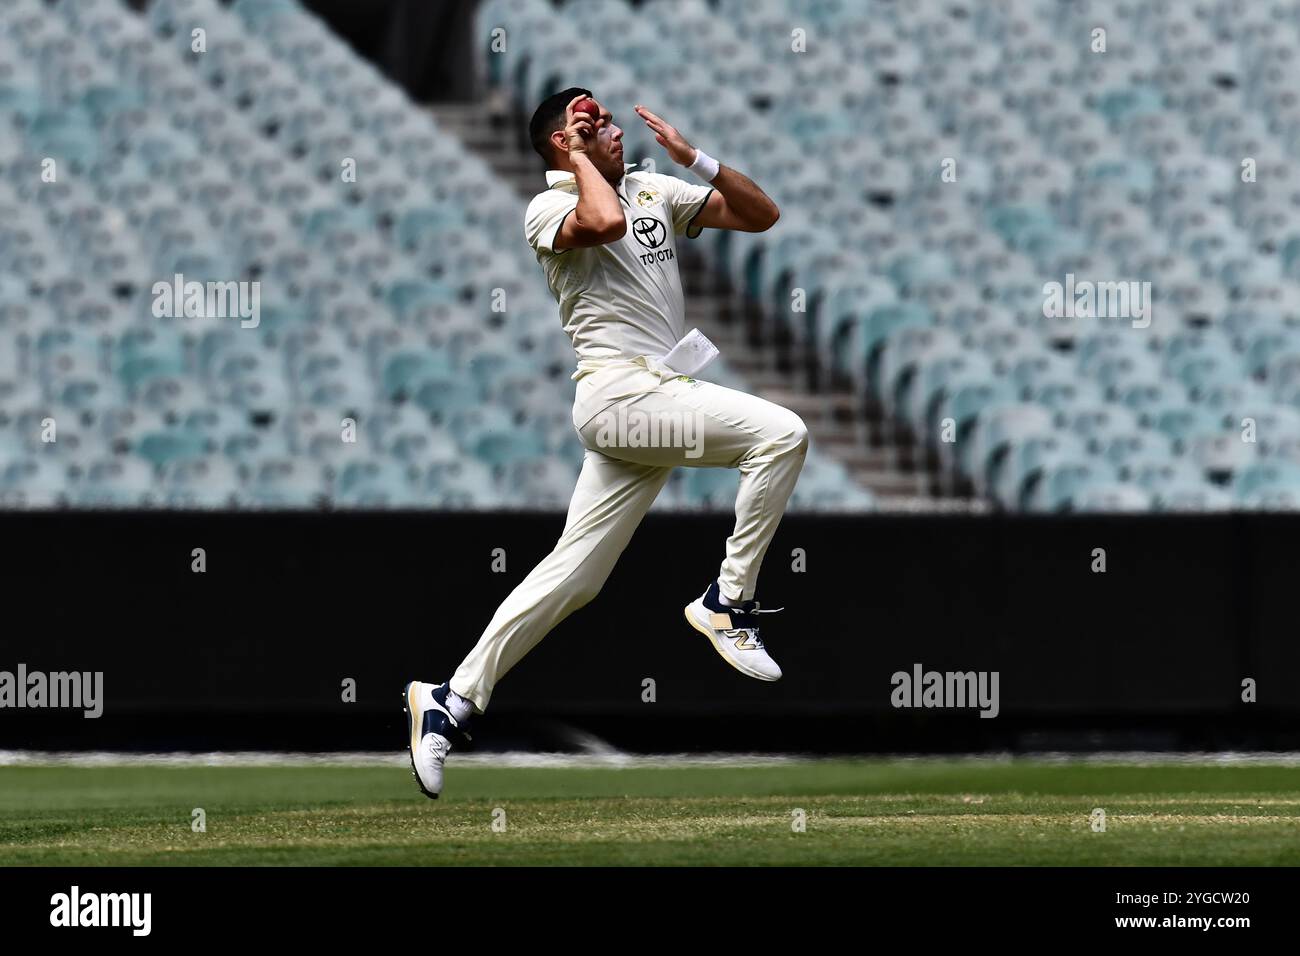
[545,163,636,187]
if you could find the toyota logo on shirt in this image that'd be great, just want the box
[631,217,667,249]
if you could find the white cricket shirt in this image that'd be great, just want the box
[524,163,714,369]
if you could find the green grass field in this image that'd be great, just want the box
[2,758,1299,865]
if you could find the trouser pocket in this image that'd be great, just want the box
[572,358,666,436]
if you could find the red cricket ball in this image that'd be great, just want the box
[574,97,599,121]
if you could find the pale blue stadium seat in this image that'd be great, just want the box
[244,457,326,508]
[467,420,548,470]
[0,456,66,507]
[159,455,241,508]
[1027,461,1119,512]
[994,433,1088,510]
[1187,431,1259,479]
[1026,379,1106,414]
[133,426,207,467]
[861,303,937,395]
[420,458,502,509]
[682,467,738,510]
[377,346,453,400]
[1233,461,1300,505]
[509,458,581,509]
[1074,482,1155,512]
[789,456,877,512]
[334,459,420,508]
[1000,351,1069,397]
[409,372,484,420]
[905,351,997,436]
[72,456,156,507]
[970,403,1056,495]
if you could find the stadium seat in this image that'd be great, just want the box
[0,0,1288,514]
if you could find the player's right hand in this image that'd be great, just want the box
[563,94,598,154]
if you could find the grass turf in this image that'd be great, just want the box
[1,759,1298,865]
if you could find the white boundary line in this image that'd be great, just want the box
[3,751,1300,768]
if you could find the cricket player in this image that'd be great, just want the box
[405,88,806,798]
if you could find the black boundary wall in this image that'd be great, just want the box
[1,511,1296,752]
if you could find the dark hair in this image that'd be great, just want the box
[529,86,592,162]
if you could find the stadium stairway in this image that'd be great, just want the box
[431,91,983,512]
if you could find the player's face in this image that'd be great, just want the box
[587,101,624,176]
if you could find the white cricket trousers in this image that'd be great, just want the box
[449,356,809,712]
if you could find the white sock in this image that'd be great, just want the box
[446,689,475,723]
[718,586,745,608]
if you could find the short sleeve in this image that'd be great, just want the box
[650,173,715,238]
[525,189,579,254]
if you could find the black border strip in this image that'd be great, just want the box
[548,207,576,254]
[684,187,715,239]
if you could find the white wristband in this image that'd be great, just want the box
[687,147,720,182]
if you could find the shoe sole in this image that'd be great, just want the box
[683,603,781,682]
[402,681,439,800]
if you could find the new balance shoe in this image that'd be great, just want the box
[684,581,783,681]
[402,680,472,799]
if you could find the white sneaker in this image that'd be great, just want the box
[402,680,470,799]
[684,582,783,682]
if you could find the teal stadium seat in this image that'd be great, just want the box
[0,0,1291,511]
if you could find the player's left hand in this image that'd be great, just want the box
[634,105,696,167]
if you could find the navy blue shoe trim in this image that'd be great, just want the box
[428,682,475,750]
[702,581,765,629]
